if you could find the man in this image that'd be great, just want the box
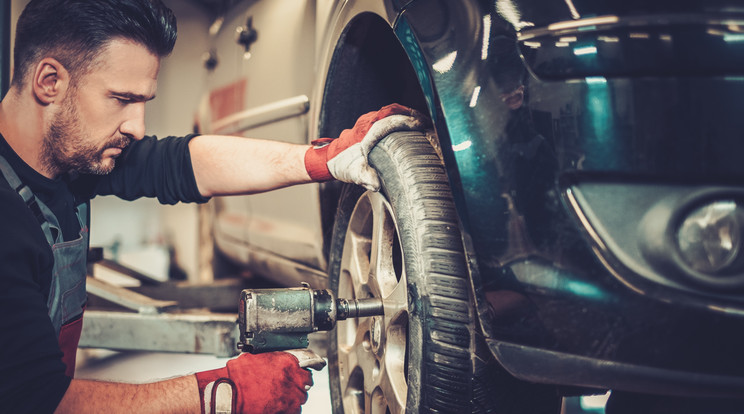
[0,0,426,413]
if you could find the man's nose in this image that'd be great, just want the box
[120,102,146,141]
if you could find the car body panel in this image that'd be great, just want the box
[399,0,744,393]
[200,0,327,280]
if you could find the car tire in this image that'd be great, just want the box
[327,130,475,413]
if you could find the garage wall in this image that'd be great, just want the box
[10,0,212,281]
[96,1,211,281]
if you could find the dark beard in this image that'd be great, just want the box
[41,102,128,176]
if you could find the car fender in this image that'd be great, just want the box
[313,0,502,338]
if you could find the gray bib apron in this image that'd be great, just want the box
[0,154,89,377]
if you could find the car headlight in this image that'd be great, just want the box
[568,182,744,298]
[676,200,744,276]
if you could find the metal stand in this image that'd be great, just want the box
[80,256,242,357]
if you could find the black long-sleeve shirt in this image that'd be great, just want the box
[0,134,208,413]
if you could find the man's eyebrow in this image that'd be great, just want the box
[111,91,157,102]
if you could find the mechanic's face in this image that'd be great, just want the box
[42,38,159,175]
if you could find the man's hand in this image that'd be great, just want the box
[195,351,316,414]
[304,103,429,191]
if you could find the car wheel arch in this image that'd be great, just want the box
[313,1,495,351]
[317,11,425,250]
[315,10,466,261]
[314,0,524,246]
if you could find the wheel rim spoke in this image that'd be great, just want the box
[338,333,358,402]
[384,273,408,319]
[338,191,409,414]
[345,225,371,289]
[368,192,397,297]
[379,363,406,414]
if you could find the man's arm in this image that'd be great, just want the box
[55,352,313,414]
[189,135,311,197]
[55,377,200,414]
[189,104,429,197]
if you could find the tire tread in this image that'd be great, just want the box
[374,132,474,413]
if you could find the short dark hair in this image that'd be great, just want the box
[12,0,177,88]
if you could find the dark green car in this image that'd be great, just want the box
[204,0,744,411]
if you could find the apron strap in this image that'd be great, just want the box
[0,154,61,246]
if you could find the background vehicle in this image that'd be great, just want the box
[197,0,744,412]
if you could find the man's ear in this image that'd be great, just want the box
[32,57,70,105]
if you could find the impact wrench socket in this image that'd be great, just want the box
[237,286,384,353]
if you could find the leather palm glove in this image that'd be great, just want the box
[304,103,429,191]
[195,350,322,414]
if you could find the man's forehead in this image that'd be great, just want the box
[91,38,161,95]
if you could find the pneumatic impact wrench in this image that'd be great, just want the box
[236,286,384,354]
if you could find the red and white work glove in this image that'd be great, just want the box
[304,103,429,191]
[194,349,325,414]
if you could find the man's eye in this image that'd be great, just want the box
[115,97,132,104]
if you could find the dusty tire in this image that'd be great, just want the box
[327,131,475,413]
